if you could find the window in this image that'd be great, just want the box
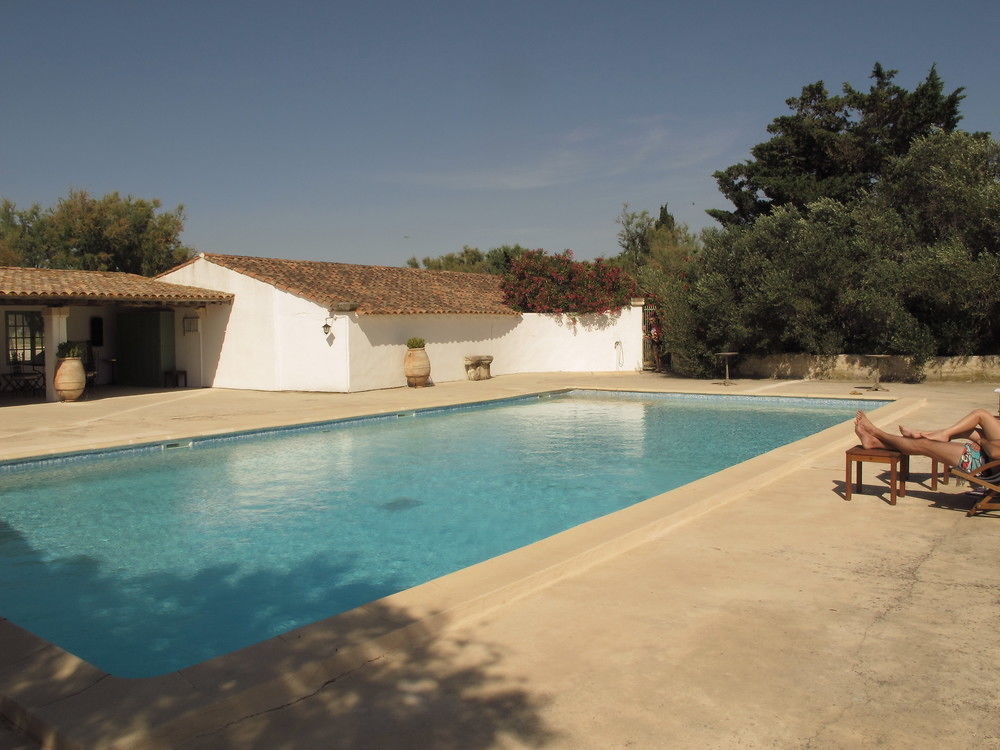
[6,311,44,366]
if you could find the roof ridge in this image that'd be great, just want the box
[201,252,498,279]
[191,252,516,316]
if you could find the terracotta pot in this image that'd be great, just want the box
[404,347,431,387]
[54,357,86,402]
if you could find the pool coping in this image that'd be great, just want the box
[0,390,924,749]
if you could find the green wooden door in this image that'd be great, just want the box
[116,310,175,386]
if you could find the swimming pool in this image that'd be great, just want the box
[0,390,882,677]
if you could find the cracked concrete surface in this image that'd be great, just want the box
[1,374,999,748]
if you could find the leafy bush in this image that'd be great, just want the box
[406,337,426,349]
[644,131,1000,375]
[57,341,86,358]
[501,250,638,313]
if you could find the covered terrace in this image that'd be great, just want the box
[0,266,232,402]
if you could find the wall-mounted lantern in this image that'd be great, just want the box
[322,318,333,335]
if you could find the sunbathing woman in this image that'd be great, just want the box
[855,410,999,475]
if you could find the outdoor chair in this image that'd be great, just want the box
[951,459,1000,517]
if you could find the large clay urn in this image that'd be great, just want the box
[404,347,431,387]
[54,357,86,402]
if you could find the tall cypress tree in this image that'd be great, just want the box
[708,64,966,226]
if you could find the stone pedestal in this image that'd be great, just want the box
[464,355,494,381]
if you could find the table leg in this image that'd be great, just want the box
[845,456,852,501]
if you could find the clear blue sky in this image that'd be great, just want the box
[2,1,997,266]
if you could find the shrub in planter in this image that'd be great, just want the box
[404,337,431,387]
[54,341,87,401]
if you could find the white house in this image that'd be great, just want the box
[158,253,644,392]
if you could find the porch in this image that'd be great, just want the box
[0,267,232,402]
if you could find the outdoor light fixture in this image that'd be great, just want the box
[322,318,333,335]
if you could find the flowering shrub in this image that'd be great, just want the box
[500,250,639,313]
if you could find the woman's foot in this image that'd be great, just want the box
[855,413,887,450]
[899,424,948,441]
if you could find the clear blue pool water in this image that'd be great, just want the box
[0,391,883,677]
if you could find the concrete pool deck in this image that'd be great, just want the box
[1,373,998,748]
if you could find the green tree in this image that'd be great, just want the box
[0,199,46,267]
[664,130,999,374]
[613,204,654,273]
[633,206,703,372]
[0,190,193,275]
[708,64,966,226]
[406,244,529,274]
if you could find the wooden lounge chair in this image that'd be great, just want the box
[950,459,1000,516]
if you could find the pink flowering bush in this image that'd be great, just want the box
[501,250,638,313]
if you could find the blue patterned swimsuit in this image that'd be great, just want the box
[958,443,985,473]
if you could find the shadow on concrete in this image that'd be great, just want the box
[0,385,194,407]
[0,521,556,748]
[832,472,991,515]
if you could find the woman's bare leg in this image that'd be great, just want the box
[857,413,968,465]
[899,409,1000,442]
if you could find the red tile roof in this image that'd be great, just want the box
[184,253,518,315]
[0,266,233,305]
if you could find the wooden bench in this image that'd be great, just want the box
[845,445,910,505]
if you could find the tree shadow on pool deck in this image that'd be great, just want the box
[0,521,558,748]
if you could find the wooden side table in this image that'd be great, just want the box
[930,459,950,490]
[845,445,909,505]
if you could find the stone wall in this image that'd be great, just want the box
[734,354,1000,382]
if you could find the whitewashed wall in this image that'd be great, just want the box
[346,306,644,391]
[161,258,350,391]
[160,256,644,393]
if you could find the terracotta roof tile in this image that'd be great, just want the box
[0,266,233,304]
[193,253,517,315]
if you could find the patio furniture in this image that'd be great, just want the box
[930,459,950,490]
[0,370,45,396]
[2,352,45,396]
[951,459,1000,517]
[845,444,910,505]
[164,369,188,387]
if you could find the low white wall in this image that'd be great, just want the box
[347,306,644,392]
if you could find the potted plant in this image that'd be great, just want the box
[404,337,431,387]
[54,341,87,402]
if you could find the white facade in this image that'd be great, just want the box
[160,256,644,393]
